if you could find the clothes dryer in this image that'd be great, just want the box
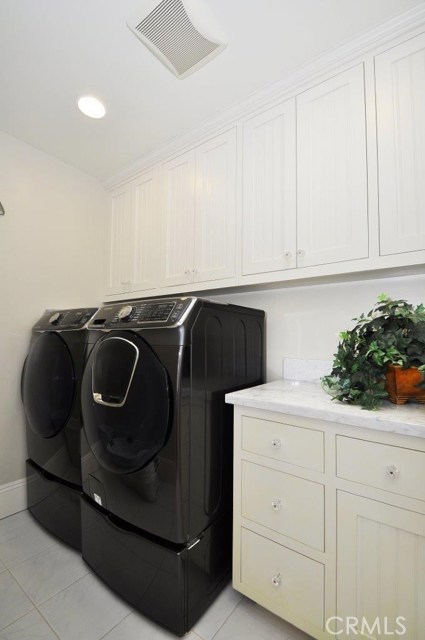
[80,297,265,635]
[21,307,98,549]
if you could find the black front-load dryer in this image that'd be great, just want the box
[21,307,98,549]
[80,297,265,635]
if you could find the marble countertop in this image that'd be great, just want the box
[225,380,425,439]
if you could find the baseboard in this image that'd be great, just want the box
[0,478,26,520]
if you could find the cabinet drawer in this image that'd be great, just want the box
[337,436,425,502]
[241,460,324,550]
[240,527,324,630]
[241,415,324,472]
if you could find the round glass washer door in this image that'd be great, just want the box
[81,332,171,474]
[22,332,76,438]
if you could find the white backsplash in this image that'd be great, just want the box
[282,357,332,382]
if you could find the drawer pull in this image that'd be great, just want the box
[271,498,282,512]
[271,438,281,450]
[271,572,282,587]
[386,464,400,479]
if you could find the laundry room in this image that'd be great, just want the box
[1,1,425,639]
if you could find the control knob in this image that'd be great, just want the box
[117,305,135,322]
[48,312,62,325]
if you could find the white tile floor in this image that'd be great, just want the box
[0,510,311,640]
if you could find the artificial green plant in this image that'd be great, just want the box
[321,294,425,410]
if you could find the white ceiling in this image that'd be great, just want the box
[0,0,423,181]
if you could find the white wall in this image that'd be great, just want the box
[212,273,425,380]
[0,131,106,489]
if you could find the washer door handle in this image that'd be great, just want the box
[93,392,125,408]
[92,337,139,409]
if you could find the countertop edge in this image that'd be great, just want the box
[225,386,425,440]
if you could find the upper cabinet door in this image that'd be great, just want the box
[375,33,425,256]
[161,150,196,287]
[129,168,158,292]
[106,186,133,295]
[297,65,368,267]
[194,129,237,283]
[242,99,296,276]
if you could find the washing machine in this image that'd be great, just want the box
[21,307,99,549]
[80,296,265,635]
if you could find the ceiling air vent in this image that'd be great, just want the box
[127,0,226,79]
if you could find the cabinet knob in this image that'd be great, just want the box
[271,573,282,587]
[296,249,305,257]
[386,464,400,479]
[271,438,281,450]
[283,251,292,259]
[271,498,282,512]
[184,270,191,276]
[193,268,198,274]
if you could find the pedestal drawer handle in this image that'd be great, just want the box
[271,438,281,450]
[386,465,400,479]
[271,573,282,587]
[271,498,282,512]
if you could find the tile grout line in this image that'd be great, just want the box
[97,610,134,640]
[209,595,246,640]
[0,570,35,632]
[1,539,59,572]
[0,603,36,634]
[9,550,90,609]
[35,607,62,639]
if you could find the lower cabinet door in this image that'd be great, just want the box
[238,527,325,631]
[337,491,425,639]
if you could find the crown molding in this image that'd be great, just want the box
[104,4,425,191]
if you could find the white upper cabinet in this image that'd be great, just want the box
[297,64,369,267]
[129,168,158,292]
[106,185,133,295]
[194,129,237,283]
[375,32,425,256]
[242,99,296,275]
[161,129,237,288]
[106,170,159,296]
[161,150,196,288]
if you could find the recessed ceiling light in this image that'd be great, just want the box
[77,95,106,119]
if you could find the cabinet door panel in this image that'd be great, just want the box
[161,151,195,287]
[106,187,132,295]
[375,33,425,255]
[337,491,425,639]
[129,169,158,292]
[194,129,237,282]
[242,99,296,275]
[297,65,368,267]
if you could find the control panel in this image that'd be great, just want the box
[88,298,197,329]
[34,308,98,331]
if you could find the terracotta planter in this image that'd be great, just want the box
[385,365,425,405]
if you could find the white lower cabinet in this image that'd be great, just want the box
[232,407,425,640]
[337,492,425,639]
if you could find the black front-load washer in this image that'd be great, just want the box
[21,307,98,549]
[80,297,265,635]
